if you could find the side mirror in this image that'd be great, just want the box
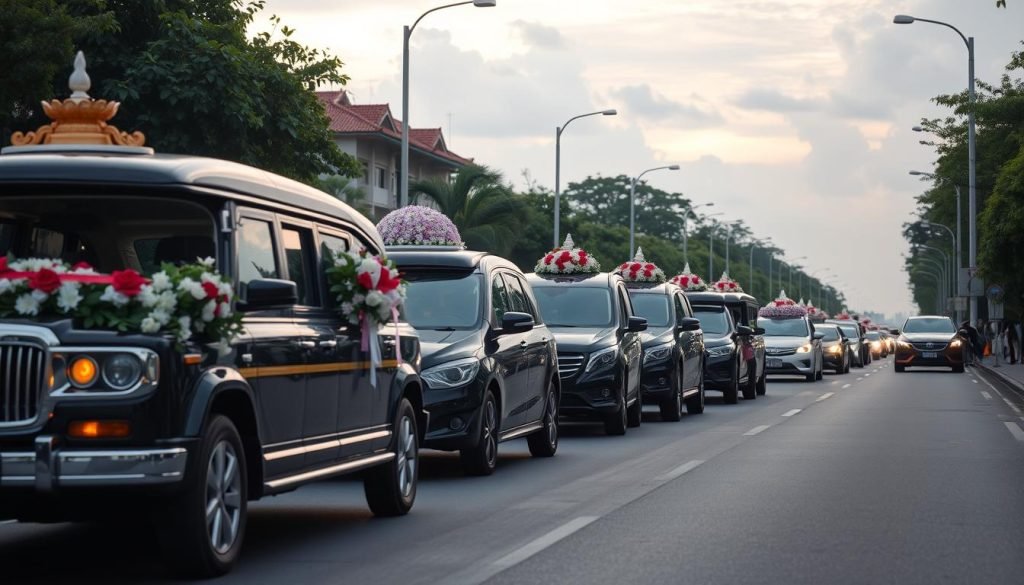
[500,311,535,334]
[754,327,766,335]
[627,316,648,333]
[735,325,754,337]
[813,331,825,340]
[238,278,297,311]
[677,317,701,332]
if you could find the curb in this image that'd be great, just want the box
[976,362,1024,398]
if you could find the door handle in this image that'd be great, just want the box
[318,339,338,348]
[519,340,528,349]
[296,340,316,349]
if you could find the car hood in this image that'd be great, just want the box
[641,326,675,348]
[764,335,809,349]
[417,328,483,369]
[704,333,733,348]
[549,326,617,353]
[902,332,956,344]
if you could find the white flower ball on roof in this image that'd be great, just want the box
[535,233,601,274]
[760,289,807,318]
[615,248,666,283]
[377,205,463,247]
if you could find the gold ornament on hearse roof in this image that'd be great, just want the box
[10,51,146,147]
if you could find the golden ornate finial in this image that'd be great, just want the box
[10,51,146,147]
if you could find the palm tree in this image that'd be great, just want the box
[317,175,373,219]
[411,164,525,256]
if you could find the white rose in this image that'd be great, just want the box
[357,258,382,288]
[177,316,192,342]
[150,309,172,325]
[100,286,130,307]
[0,279,12,294]
[217,302,232,319]
[14,293,40,316]
[138,285,159,308]
[56,282,83,313]
[365,290,384,307]
[140,317,161,333]
[31,289,49,302]
[178,277,206,300]
[150,271,171,292]
[155,291,178,312]
[197,256,216,268]
[201,299,217,322]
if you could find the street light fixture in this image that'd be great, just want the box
[682,202,714,265]
[553,108,618,247]
[401,0,496,208]
[895,13,977,325]
[629,165,679,256]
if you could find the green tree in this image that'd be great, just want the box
[411,164,525,256]
[317,175,372,219]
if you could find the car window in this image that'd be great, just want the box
[237,217,279,290]
[512,274,541,321]
[819,326,841,341]
[403,271,482,329]
[492,274,511,323]
[629,293,671,327]
[317,231,350,308]
[758,318,811,337]
[674,294,689,321]
[692,305,731,335]
[903,318,956,334]
[618,287,631,325]
[502,272,531,315]
[282,226,318,307]
[533,286,613,327]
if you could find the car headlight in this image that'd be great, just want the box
[706,345,733,357]
[897,340,912,349]
[950,339,962,348]
[796,344,813,353]
[422,358,480,389]
[585,346,619,373]
[644,342,674,363]
[102,353,144,391]
[51,348,159,396]
[829,344,843,354]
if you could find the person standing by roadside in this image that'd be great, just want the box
[961,320,981,366]
[1006,318,1019,364]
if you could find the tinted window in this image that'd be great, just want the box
[503,273,533,316]
[282,227,317,306]
[618,288,631,325]
[491,275,511,322]
[758,318,810,337]
[533,286,613,327]
[403,271,482,329]
[865,331,881,340]
[629,293,671,327]
[237,218,279,288]
[903,318,956,334]
[318,232,350,308]
[837,324,860,339]
[819,326,841,341]
[674,295,690,321]
[693,306,731,335]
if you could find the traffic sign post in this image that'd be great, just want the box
[987,284,1005,367]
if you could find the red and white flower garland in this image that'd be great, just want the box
[759,290,807,319]
[535,234,601,275]
[712,271,743,293]
[669,263,708,291]
[615,248,665,283]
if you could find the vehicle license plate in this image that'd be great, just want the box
[922,351,938,359]
[767,358,783,368]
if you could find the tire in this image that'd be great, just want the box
[815,357,823,380]
[660,366,684,422]
[365,398,419,515]
[604,378,628,436]
[952,365,965,373]
[158,415,247,578]
[742,361,757,400]
[895,365,905,373]
[527,380,559,457]
[460,391,499,476]
[755,367,767,396]
[723,361,740,404]
[626,378,643,428]
[685,368,705,414]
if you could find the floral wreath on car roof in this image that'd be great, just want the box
[711,271,743,293]
[758,290,807,319]
[614,248,666,283]
[669,263,708,291]
[376,205,464,247]
[806,301,828,321]
[534,234,601,275]
[834,310,852,320]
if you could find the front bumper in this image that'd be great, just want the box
[1,436,187,490]
[558,373,622,418]
[823,351,845,370]
[421,381,485,451]
[703,353,736,390]
[895,346,964,368]
[640,360,675,402]
[764,352,813,375]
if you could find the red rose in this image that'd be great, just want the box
[578,251,588,265]
[72,261,92,271]
[201,281,220,300]
[357,271,375,290]
[643,269,653,277]
[644,263,654,271]
[28,268,61,294]
[111,269,147,297]
[0,256,8,274]
[555,251,572,270]
[619,263,629,270]
[544,254,554,265]
[378,268,401,293]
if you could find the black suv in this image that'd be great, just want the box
[625,282,705,421]
[0,147,425,577]
[526,272,646,435]
[389,249,559,475]
[685,292,765,403]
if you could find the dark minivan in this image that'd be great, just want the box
[0,145,425,577]
[389,249,560,475]
[685,291,766,402]
[526,272,646,435]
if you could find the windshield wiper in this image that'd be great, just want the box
[429,326,458,331]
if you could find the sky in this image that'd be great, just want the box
[258,0,1022,319]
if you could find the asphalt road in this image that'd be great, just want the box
[3,358,1024,584]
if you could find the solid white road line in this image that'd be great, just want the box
[1004,422,1024,442]
[744,425,772,436]
[657,459,705,482]
[816,392,835,402]
[492,516,600,570]
[1004,399,1022,414]
[981,391,993,400]
[842,383,852,389]
[782,409,802,417]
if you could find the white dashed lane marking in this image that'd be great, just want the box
[782,409,802,417]
[743,425,772,436]
[657,460,704,481]
[981,391,992,400]
[492,516,600,570]
[816,392,835,402]
[1004,422,1024,442]
[842,383,852,389]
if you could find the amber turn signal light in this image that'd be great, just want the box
[69,356,98,387]
[183,353,203,366]
[68,420,131,439]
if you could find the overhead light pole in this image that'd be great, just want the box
[705,213,725,279]
[553,108,618,247]
[910,169,963,317]
[401,0,496,208]
[682,202,714,265]
[895,14,977,325]
[629,165,679,256]
[750,237,772,296]
[920,217,960,319]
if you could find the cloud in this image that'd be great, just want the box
[611,84,723,127]
[511,20,565,50]
[734,88,824,113]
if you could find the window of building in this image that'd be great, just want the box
[376,166,387,189]
[360,160,370,185]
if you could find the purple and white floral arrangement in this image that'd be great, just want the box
[377,205,464,247]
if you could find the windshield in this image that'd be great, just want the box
[402,271,482,329]
[628,293,670,327]
[818,326,841,341]
[533,286,613,327]
[837,325,860,339]
[903,317,956,334]
[758,317,809,337]
[692,306,730,335]
[865,331,880,340]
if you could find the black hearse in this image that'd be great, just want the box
[625,282,705,421]
[0,146,425,576]
[388,248,560,475]
[685,291,766,403]
[526,272,646,435]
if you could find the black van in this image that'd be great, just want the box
[685,291,766,402]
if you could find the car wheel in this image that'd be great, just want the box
[895,364,905,373]
[952,365,965,373]
[158,415,247,578]
[685,367,705,414]
[365,398,419,515]
[815,356,823,380]
[723,360,740,404]
[527,380,559,457]
[604,376,628,436]
[755,367,767,396]
[460,391,498,476]
[742,361,757,400]
[660,365,684,422]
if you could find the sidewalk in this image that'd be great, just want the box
[975,354,1024,396]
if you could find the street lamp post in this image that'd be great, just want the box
[919,244,952,299]
[917,253,949,314]
[724,225,734,274]
[704,212,724,278]
[682,202,714,265]
[910,169,963,319]
[786,256,806,293]
[895,14,977,325]
[629,165,679,256]
[401,0,496,208]
[553,108,618,247]
[920,217,960,317]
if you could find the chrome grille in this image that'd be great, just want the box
[0,342,46,424]
[765,348,796,356]
[912,342,948,351]
[557,353,585,380]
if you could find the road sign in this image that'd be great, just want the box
[959,268,985,296]
[987,284,1005,302]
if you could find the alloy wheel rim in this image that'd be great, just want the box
[546,389,558,446]
[484,400,497,466]
[205,440,242,555]
[397,415,416,498]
